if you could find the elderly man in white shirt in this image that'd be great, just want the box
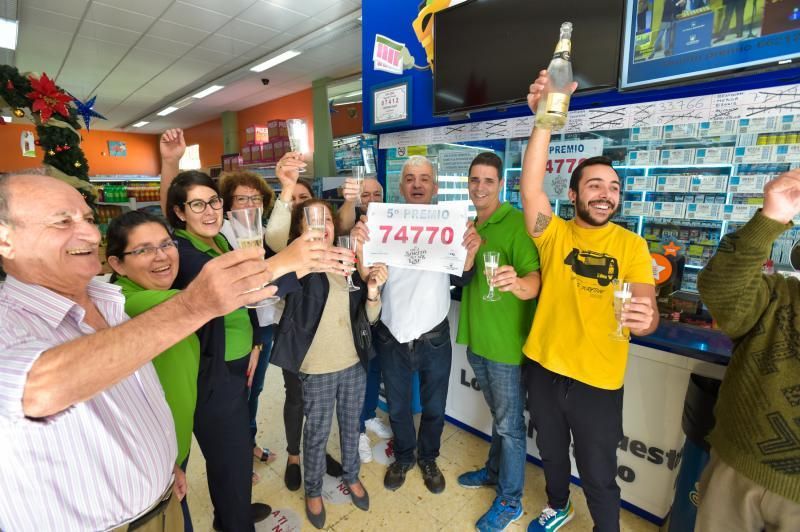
[352,155,480,494]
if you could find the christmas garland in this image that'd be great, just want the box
[0,65,95,204]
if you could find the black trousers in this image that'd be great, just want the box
[525,360,624,532]
[282,369,304,456]
[194,355,254,532]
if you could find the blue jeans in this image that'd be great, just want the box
[179,456,193,532]
[467,349,526,505]
[248,325,274,444]
[375,319,452,466]
[359,350,382,433]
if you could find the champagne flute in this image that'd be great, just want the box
[227,207,278,307]
[483,251,501,302]
[336,235,360,292]
[286,119,307,173]
[610,279,632,341]
[352,165,365,207]
[304,205,326,241]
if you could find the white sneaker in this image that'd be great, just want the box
[365,417,393,439]
[358,433,373,463]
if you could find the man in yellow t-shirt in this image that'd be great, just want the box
[521,72,659,532]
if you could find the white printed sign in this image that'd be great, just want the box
[363,202,468,274]
[542,139,604,200]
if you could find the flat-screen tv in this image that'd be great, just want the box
[620,0,800,89]
[433,0,625,116]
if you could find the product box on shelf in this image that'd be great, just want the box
[660,149,696,165]
[656,175,691,192]
[690,175,728,193]
[728,174,771,193]
[722,204,760,222]
[686,203,722,220]
[625,176,657,192]
[260,142,275,163]
[273,139,291,160]
[630,126,662,142]
[623,200,653,216]
[738,117,778,133]
[627,150,660,166]
[779,115,800,131]
[699,119,738,137]
[734,146,775,163]
[663,124,699,140]
[245,125,269,144]
[695,147,734,164]
[241,145,253,163]
[268,120,288,140]
[775,144,800,163]
[653,201,686,218]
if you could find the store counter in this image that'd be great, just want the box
[443,302,731,525]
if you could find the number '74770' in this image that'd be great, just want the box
[546,157,586,174]
[379,225,455,245]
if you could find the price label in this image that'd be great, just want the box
[775,144,800,163]
[656,175,690,192]
[686,203,722,220]
[653,202,686,218]
[624,176,656,192]
[780,115,800,132]
[734,146,774,163]
[660,149,696,165]
[695,147,733,164]
[628,150,660,166]
[663,123,698,140]
[363,203,468,274]
[630,126,662,141]
[722,204,759,222]
[690,175,728,193]
[699,119,738,137]
[623,201,653,216]
[728,175,769,193]
[738,117,778,133]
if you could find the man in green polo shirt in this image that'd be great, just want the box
[456,152,541,532]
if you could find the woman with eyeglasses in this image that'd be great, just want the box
[106,210,197,531]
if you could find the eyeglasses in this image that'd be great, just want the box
[122,239,178,258]
[184,196,223,213]
[232,195,264,205]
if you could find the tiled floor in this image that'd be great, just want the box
[184,368,658,532]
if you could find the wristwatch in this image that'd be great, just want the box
[253,343,263,352]
[367,294,380,302]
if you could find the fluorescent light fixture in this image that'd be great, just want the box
[192,85,224,99]
[250,50,301,73]
[157,106,179,116]
[0,18,18,50]
[132,121,150,128]
[2,115,11,122]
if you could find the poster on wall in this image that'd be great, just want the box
[20,131,35,158]
[371,78,412,130]
[621,0,800,89]
[520,139,604,201]
[108,141,127,157]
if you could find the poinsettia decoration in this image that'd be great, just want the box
[26,73,73,123]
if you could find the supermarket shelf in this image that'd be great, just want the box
[96,200,160,209]
[90,176,160,183]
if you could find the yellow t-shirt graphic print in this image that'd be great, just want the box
[523,216,654,390]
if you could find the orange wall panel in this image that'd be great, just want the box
[331,102,363,138]
[0,123,160,176]
[183,117,223,168]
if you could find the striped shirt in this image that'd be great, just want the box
[0,276,177,532]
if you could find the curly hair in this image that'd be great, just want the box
[218,170,276,216]
[289,198,334,242]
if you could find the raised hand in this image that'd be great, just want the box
[762,169,800,224]
[160,128,186,163]
[526,70,577,115]
[341,177,360,204]
[275,151,306,188]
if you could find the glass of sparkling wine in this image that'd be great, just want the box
[286,119,307,173]
[336,235,360,292]
[483,251,501,302]
[610,279,632,341]
[304,205,326,241]
[227,207,277,307]
[351,165,365,207]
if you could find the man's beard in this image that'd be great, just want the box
[574,194,618,227]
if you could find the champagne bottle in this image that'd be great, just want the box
[535,21,574,131]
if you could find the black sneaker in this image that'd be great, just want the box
[383,461,413,491]
[325,453,343,477]
[212,503,272,531]
[419,460,445,494]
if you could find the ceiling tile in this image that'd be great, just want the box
[201,34,257,57]
[260,0,342,18]
[184,46,235,66]
[217,19,279,44]
[58,37,130,93]
[184,0,258,18]
[135,35,194,59]
[238,1,306,32]
[148,20,210,46]
[94,0,173,18]
[85,2,156,33]
[22,0,89,18]
[161,2,231,33]
[312,2,360,26]
[19,6,81,34]
[15,25,73,76]
[96,49,177,98]
[79,21,142,48]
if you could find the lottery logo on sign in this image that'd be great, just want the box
[321,475,353,505]
[255,509,301,532]
[405,246,427,265]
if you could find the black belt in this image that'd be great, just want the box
[406,318,449,349]
[126,483,174,531]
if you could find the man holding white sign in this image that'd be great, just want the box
[352,155,480,495]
